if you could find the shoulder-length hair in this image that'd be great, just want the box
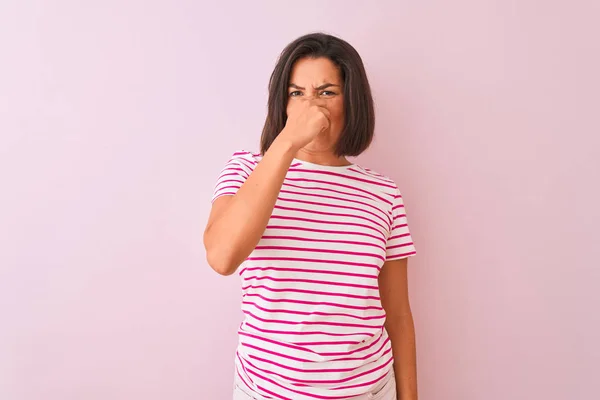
[260,33,375,157]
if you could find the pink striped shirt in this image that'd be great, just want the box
[212,150,416,399]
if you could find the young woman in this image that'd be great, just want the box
[204,32,418,400]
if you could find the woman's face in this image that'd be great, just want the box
[286,57,345,154]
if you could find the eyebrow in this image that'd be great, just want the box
[289,83,341,90]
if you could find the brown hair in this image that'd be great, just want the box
[260,33,375,157]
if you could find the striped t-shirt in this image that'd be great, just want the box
[211,150,416,399]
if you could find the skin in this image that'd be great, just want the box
[286,57,349,166]
[204,57,417,399]
[379,258,419,399]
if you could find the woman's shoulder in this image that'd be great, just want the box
[350,163,401,194]
[226,149,262,167]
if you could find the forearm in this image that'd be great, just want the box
[204,135,295,274]
[387,313,418,400]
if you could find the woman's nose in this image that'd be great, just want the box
[307,96,327,107]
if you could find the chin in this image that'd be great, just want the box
[303,141,335,153]
[305,133,339,153]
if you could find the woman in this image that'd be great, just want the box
[204,33,418,400]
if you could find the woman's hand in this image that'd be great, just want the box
[279,99,331,150]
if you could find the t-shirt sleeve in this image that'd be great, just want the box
[211,151,256,203]
[385,188,417,261]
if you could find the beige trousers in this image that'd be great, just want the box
[233,369,397,400]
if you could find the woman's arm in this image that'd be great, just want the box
[378,258,418,400]
[203,136,296,276]
[203,100,330,276]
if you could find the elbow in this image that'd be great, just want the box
[204,231,238,276]
[205,248,238,276]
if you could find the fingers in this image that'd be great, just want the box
[288,99,330,127]
[307,100,331,126]
[317,105,331,118]
[317,108,331,130]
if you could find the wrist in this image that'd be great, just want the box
[268,133,298,163]
[272,129,300,157]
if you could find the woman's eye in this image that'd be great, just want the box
[321,91,335,96]
[289,91,302,97]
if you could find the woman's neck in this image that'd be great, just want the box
[294,149,351,167]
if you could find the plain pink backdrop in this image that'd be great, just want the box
[1,1,599,399]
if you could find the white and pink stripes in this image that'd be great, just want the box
[212,151,416,399]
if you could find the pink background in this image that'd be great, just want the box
[1,1,599,399]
